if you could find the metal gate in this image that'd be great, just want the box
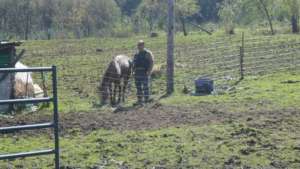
[0,66,60,169]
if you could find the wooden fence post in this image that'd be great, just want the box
[167,0,175,94]
[239,32,245,80]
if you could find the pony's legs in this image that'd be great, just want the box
[118,84,122,104]
[122,79,129,102]
[109,84,113,105]
[113,83,118,105]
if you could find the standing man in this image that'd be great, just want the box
[133,40,154,104]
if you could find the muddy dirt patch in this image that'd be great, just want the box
[0,102,299,136]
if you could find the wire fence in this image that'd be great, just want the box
[2,34,300,168]
[11,34,300,109]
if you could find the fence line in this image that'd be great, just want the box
[17,34,300,107]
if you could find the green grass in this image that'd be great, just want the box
[0,69,299,168]
[1,120,299,168]
[1,30,300,168]
[16,30,300,113]
[163,71,300,111]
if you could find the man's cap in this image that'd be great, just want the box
[137,40,145,45]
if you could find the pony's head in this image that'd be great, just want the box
[99,78,109,105]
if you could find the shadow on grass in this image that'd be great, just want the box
[233,78,244,86]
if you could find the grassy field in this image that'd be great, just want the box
[0,31,300,168]
[16,29,300,113]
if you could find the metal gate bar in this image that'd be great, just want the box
[0,123,53,133]
[0,66,60,169]
[0,97,52,105]
[0,149,55,160]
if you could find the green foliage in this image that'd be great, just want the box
[86,0,121,36]
[134,0,199,33]
[283,0,300,17]
[218,0,275,34]
[176,0,200,35]
[218,0,243,34]
[1,0,300,38]
[115,0,142,16]
[176,0,199,17]
[135,0,167,32]
[0,0,121,39]
[282,0,300,32]
[197,0,222,22]
[217,0,300,34]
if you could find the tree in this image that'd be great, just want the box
[40,0,55,39]
[114,0,142,34]
[284,0,300,33]
[175,0,199,36]
[136,0,167,32]
[0,0,122,39]
[256,0,274,35]
[136,0,199,35]
[71,0,90,38]
[115,0,142,17]
[54,0,74,38]
[87,0,121,36]
[22,0,34,40]
[218,0,242,34]
[196,0,223,23]
[218,0,278,35]
[0,0,36,39]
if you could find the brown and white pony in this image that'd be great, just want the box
[99,55,132,105]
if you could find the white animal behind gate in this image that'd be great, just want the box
[14,62,44,99]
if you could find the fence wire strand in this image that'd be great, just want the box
[16,34,300,106]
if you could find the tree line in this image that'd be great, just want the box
[0,0,299,40]
[219,0,299,34]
